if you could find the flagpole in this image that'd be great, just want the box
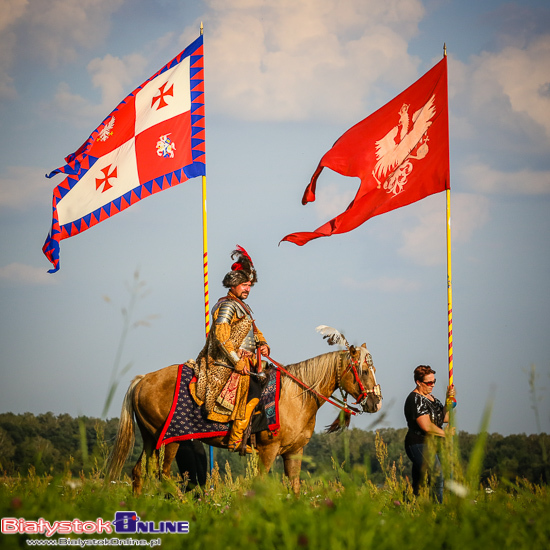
[446,187,454,390]
[199,22,214,475]
[444,43,455,405]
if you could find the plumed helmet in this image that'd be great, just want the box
[222,245,258,288]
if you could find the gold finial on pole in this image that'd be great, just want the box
[443,43,447,57]
[200,21,204,36]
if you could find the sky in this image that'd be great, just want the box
[1,0,549,438]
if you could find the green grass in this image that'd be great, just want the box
[1,450,549,550]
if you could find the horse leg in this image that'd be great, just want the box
[282,448,304,495]
[132,422,160,495]
[160,442,180,480]
[256,430,283,475]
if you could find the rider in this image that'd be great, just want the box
[190,246,270,452]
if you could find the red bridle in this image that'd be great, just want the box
[341,352,382,406]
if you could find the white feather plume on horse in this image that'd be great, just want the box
[316,325,350,349]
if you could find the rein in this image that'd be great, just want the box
[264,354,361,416]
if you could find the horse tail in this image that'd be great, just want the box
[105,375,144,481]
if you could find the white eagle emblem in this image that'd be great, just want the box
[156,133,176,158]
[372,95,436,195]
[97,117,115,142]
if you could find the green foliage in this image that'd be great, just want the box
[0,412,548,487]
[0,413,143,477]
[1,452,549,550]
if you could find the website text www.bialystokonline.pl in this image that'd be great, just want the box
[25,538,162,547]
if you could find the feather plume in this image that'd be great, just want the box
[235,244,253,266]
[316,325,349,348]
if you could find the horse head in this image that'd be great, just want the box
[340,344,382,414]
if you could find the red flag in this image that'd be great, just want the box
[282,57,449,246]
[43,35,205,272]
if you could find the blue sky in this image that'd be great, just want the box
[1,0,549,437]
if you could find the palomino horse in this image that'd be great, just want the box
[106,343,382,494]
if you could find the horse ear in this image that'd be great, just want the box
[361,343,367,348]
[350,345,357,355]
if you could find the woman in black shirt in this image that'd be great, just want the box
[404,365,455,502]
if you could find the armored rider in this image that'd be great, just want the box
[190,246,270,452]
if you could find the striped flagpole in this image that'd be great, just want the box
[446,187,454,390]
[202,173,210,337]
[444,44,456,410]
[199,22,214,474]
[202,163,215,477]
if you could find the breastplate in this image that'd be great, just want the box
[214,298,256,352]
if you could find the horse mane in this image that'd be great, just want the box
[280,350,353,399]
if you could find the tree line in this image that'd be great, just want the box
[0,412,547,485]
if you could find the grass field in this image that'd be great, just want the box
[1,435,549,550]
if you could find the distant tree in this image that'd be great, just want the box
[0,412,547,485]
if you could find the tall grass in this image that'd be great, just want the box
[1,429,549,550]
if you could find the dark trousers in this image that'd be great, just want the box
[175,440,207,490]
[405,443,444,503]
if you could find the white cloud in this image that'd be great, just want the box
[398,193,490,266]
[313,182,357,222]
[0,263,56,285]
[461,163,550,195]
[200,0,425,121]
[0,0,124,100]
[22,0,125,67]
[0,166,53,209]
[475,35,550,136]
[450,33,550,176]
[47,53,148,125]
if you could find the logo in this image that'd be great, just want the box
[113,512,189,534]
[2,512,189,537]
[372,95,436,196]
[156,133,176,158]
[1,518,112,536]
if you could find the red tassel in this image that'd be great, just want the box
[325,411,351,433]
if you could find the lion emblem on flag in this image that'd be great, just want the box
[372,95,436,196]
[156,133,176,158]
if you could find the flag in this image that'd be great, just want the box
[281,57,449,246]
[43,35,205,272]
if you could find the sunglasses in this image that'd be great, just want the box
[422,379,436,386]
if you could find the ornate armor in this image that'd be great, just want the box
[212,299,257,360]
[189,293,268,424]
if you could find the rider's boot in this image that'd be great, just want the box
[228,398,259,453]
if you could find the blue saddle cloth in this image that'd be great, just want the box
[157,363,280,449]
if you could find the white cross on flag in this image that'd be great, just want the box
[43,35,205,273]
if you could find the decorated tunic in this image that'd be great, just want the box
[404,391,445,446]
[189,292,268,423]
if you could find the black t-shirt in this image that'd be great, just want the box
[404,391,445,446]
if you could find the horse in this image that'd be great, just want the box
[105,342,382,494]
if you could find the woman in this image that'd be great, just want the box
[404,365,455,503]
